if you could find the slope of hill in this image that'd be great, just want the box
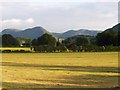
[18,26,49,39]
[2,29,20,36]
[104,23,120,32]
[2,26,49,39]
[52,29,100,39]
[96,23,120,46]
[1,26,100,39]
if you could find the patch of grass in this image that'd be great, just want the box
[2,52,119,89]
[0,47,31,51]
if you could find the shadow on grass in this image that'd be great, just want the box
[2,82,65,90]
[2,74,119,89]
[2,81,97,89]
[58,74,119,88]
[2,62,119,73]
[2,62,119,89]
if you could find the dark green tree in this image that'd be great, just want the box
[96,31,118,46]
[96,23,120,46]
[2,34,19,47]
[76,36,89,46]
[31,39,38,46]
[64,37,75,47]
[37,33,56,46]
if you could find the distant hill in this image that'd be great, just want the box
[2,26,49,39]
[2,29,20,35]
[52,29,100,39]
[1,26,100,39]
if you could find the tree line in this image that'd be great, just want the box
[2,28,120,52]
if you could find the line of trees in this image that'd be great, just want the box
[2,29,120,52]
[31,33,67,52]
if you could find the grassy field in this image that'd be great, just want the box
[0,47,31,51]
[1,52,119,89]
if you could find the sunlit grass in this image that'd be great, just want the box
[0,47,31,51]
[2,52,119,89]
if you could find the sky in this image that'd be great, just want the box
[0,0,119,32]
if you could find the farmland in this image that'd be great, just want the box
[1,52,119,89]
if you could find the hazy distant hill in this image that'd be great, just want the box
[2,29,20,36]
[2,26,49,39]
[18,26,49,39]
[1,26,100,39]
[52,29,100,39]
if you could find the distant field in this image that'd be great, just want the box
[1,52,119,89]
[0,47,31,51]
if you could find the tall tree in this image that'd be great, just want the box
[2,34,19,47]
[96,31,118,46]
[37,33,56,46]
[96,23,120,46]
[31,39,38,46]
[76,36,89,46]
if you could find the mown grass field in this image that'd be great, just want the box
[0,47,31,51]
[1,52,119,89]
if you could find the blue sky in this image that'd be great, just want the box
[0,0,119,32]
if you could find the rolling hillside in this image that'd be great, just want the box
[1,26,101,39]
[52,29,100,39]
[2,26,49,39]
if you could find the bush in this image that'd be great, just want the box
[2,50,31,53]
[2,50,11,53]
[33,45,68,52]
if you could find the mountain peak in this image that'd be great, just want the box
[2,26,48,39]
[31,26,44,29]
[1,26,101,39]
[2,29,20,32]
[25,26,46,31]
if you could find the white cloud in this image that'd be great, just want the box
[1,18,35,29]
[3,19,21,24]
[25,18,34,23]
[0,2,118,32]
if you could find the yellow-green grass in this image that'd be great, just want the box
[1,52,119,89]
[0,47,31,51]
